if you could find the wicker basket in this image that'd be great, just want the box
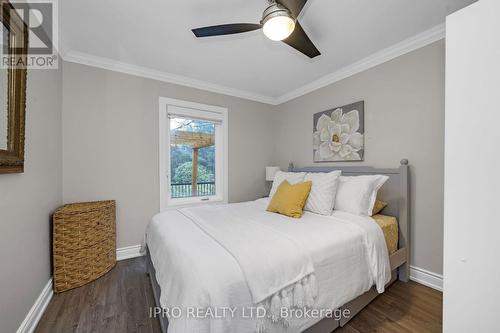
[53,200,116,293]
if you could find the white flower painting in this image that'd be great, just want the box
[313,101,365,162]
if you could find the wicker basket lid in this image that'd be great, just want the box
[55,200,115,215]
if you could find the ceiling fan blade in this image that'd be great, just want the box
[276,0,308,19]
[282,22,320,58]
[192,23,262,38]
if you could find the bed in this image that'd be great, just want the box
[145,160,410,333]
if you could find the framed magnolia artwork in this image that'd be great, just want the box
[313,101,364,162]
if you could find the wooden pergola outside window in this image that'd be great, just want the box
[170,130,215,196]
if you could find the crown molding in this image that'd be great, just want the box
[60,23,445,106]
[60,50,277,105]
[274,23,445,104]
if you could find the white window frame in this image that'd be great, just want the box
[159,97,228,211]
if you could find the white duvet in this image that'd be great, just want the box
[146,199,391,333]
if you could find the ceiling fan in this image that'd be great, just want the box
[191,0,320,59]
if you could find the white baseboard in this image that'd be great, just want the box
[16,278,53,333]
[116,244,144,261]
[409,265,443,291]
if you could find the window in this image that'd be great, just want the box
[159,98,228,210]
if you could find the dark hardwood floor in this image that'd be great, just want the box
[36,257,161,333]
[336,278,442,333]
[36,257,442,333]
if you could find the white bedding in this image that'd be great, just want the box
[146,198,391,333]
[178,203,317,327]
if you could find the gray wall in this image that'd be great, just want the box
[0,67,62,332]
[273,41,445,274]
[61,62,275,248]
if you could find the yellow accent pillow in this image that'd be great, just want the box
[371,200,388,216]
[266,180,312,218]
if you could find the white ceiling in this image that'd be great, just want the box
[60,0,475,103]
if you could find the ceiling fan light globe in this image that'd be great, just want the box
[263,16,295,41]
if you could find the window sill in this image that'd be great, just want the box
[162,197,227,211]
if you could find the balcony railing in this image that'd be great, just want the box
[171,182,216,198]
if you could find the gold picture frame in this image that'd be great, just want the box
[0,0,27,174]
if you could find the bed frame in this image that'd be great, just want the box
[146,159,410,333]
[291,159,410,332]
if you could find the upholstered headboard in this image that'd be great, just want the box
[288,159,410,279]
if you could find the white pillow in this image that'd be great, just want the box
[334,175,389,216]
[304,171,342,215]
[269,171,306,198]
